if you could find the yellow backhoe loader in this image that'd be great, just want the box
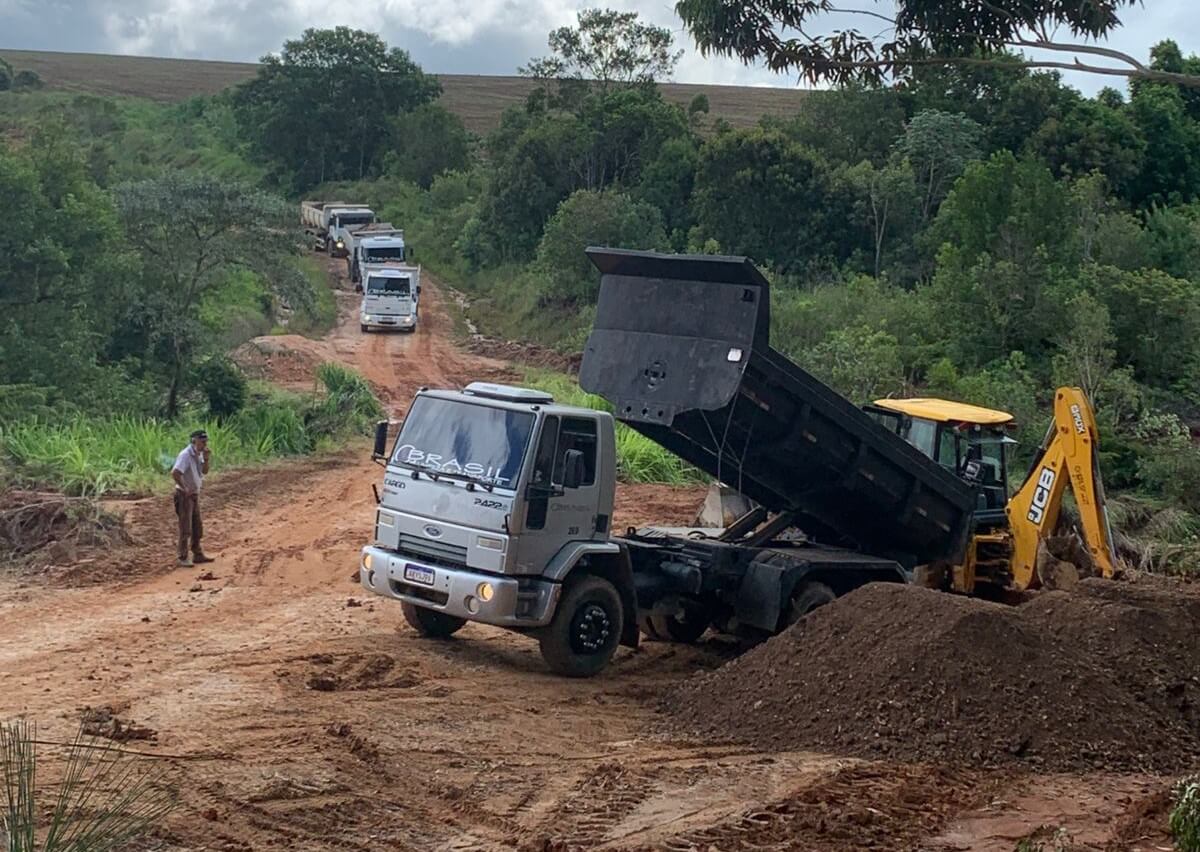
[868,387,1117,594]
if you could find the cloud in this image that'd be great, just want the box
[1,0,1196,95]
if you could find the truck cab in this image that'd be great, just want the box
[360,383,633,676]
[349,227,408,284]
[359,267,420,332]
[328,207,375,257]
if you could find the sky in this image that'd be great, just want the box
[1,0,1197,95]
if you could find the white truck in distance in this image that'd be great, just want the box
[300,201,375,257]
[347,225,408,285]
[360,266,420,332]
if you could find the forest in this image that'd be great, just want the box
[2,14,1200,567]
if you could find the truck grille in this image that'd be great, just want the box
[397,533,468,568]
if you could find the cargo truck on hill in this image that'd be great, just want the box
[346,224,410,285]
[358,249,1115,676]
[359,265,420,332]
[300,201,375,256]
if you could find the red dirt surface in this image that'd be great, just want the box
[1,266,1190,850]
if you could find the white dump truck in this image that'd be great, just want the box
[346,224,409,284]
[360,265,421,332]
[300,201,376,257]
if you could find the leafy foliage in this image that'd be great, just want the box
[521,8,681,89]
[1173,775,1200,852]
[233,27,440,190]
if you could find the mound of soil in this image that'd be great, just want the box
[663,580,1200,771]
[304,653,422,692]
[231,335,325,385]
[80,705,157,742]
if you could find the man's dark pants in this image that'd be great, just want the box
[174,490,203,560]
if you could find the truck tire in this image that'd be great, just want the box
[781,581,836,630]
[402,602,466,638]
[361,324,370,333]
[539,575,623,677]
[642,603,712,644]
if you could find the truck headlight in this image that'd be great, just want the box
[361,313,370,322]
[362,552,373,571]
[336,240,345,248]
[476,582,495,602]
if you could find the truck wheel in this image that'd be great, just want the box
[781,581,836,630]
[539,576,623,677]
[643,604,711,644]
[402,602,466,638]
[361,324,369,333]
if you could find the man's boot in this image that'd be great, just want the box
[192,552,215,564]
[178,556,194,568]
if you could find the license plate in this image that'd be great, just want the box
[403,564,435,586]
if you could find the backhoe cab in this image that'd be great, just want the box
[868,389,1116,594]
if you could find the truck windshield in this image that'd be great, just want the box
[391,396,534,490]
[365,247,404,262]
[366,277,411,295]
[338,214,373,227]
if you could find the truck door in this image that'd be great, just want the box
[517,415,601,573]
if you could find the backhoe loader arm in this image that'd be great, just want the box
[1005,388,1116,589]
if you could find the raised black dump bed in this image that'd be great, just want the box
[579,248,977,569]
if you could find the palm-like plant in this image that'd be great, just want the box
[2,721,176,852]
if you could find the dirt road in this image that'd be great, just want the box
[0,269,1177,851]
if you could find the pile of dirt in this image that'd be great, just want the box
[80,705,157,742]
[663,580,1200,771]
[304,653,422,692]
[231,335,326,385]
[465,337,581,374]
[0,491,128,568]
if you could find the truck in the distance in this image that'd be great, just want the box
[300,201,375,257]
[359,265,420,332]
[347,225,409,285]
[358,248,1114,676]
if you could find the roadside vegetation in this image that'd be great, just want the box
[1174,775,1200,852]
[5,8,1200,565]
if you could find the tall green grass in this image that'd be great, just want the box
[0,365,380,497]
[522,369,705,485]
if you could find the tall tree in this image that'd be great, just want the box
[521,8,681,90]
[116,175,313,416]
[384,104,471,189]
[894,109,982,222]
[675,0,1200,87]
[233,28,440,190]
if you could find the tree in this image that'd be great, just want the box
[536,190,667,303]
[692,127,851,272]
[675,0,1200,88]
[844,159,919,277]
[893,109,982,222]
[0,57,12,92]
[1128,83,1200,207]
[1026,98,1145,200]
[12,69,43,90]
[233,28,440,190]
[521,8,681,89]
[778,86,907,167]
[116,175,313,416]
[384,104,471,189]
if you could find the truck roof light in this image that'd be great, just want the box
[463,382,554,404]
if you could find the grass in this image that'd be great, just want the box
[0,366,380,497]
[521,369,706,486]
[1173,775,1200,852]
[1,720,176,851]
[287,257,339,337]
[0,49,810,134]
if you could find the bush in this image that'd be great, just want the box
[1173,776,1200,852]
[306,363,384,441]
[192,356,248,420]
[12,69,43,91]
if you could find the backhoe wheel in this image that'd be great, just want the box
[644,604,712,644]
[781,581,836,631]
[402,602,466,638]
[539,576,623,677]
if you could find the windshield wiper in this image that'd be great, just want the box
[408,465,496,492]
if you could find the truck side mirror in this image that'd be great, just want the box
[372,421,390,460]
[562,449,586,489]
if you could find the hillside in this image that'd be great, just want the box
[0,48,809,132]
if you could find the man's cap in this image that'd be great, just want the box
[190,429,208,440]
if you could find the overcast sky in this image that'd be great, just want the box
[1,0,1196,94]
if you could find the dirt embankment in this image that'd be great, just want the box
[665,578,1200,773]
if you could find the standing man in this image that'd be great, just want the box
[171,429,215,568]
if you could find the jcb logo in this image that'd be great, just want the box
[1070,404,1086,435]
[1027,467,1056,524]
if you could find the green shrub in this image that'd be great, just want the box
[192,356,248,420]
[1173,776,1200,852]
[306,363,384,441]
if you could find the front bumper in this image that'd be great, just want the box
[360,545,560,627]
[362,315,416,330]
